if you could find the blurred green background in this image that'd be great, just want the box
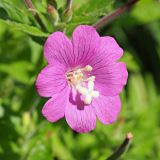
[0,0,160,159]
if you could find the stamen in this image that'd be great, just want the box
[80,65,93,72]
[87,76,97,93]
[84,65,93,71]
[66,65,99,104]
[87,76,95,82]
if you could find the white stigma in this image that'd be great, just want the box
[67,65,99,105]
[76,75,99,105]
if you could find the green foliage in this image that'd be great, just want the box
[66,0,115,36]
[0,20,49,37]
[131,0,160,24]
[0,61,33,84]
[0,0,49,38]
[0,0,160,160]
[0,0,29,23]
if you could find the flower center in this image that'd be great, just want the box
[66,65,99,104]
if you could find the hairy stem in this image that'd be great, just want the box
[107,132,133,160]
[93,0,139,30]
[24,0,46,31]
[65,0,72,15]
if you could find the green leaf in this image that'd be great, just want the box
[131,0,160,24]
[0,0,49,39]
[120,51,140,72]
[0,61,33,84]
[0,104,5,118]
[27,144,52,160]
[0,19,49,37]
[0,0,29,23]
[128,74,148,113]
[66,0,114,35]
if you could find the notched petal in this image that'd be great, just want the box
[92,95,121,124]
[72,25,100,66]
[42,87,69,122]
[65,90,96,133]
[35,63,67,97]
[44,32,74,67]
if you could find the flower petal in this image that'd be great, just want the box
[44,32,74,67]
[99,36,123,61]
[89,36,123,69]
[92,95,121,124]
[72,25,100,66]
[65,90,96,133]
[42,87,69,122]
[93,62,128,96]
[35,62,67,97]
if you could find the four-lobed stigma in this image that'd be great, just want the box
[66,65,99,104]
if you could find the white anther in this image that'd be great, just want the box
[72,69,83,82]
[87,76,95,82]
[76,69,82,74]
[84,65,93,71]
[67,64,99,105]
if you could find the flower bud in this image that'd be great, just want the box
[47,0,59,26]
[62,0,73,23]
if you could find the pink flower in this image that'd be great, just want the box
[36,25,128,133]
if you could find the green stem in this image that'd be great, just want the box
[24,0,47,31]
[64,0,72,15]
[107,132,133,160]
[93,0,139,30]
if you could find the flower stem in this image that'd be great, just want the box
[107,132,133,160]
[93,0,139,30]
[24,0,47,31]
[65,0,72,15]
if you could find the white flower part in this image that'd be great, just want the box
[84,94,92,104]
[76,75,99,105]
[73,69,83,81]
[84,65,93,71]
[67,65,99,105]
[84,77,99,104]
[76,84,88,96]
[88,80,94,91]
[87,76,95,83]
[91,91,99,98]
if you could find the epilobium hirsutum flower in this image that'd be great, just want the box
[36,25,128,133]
